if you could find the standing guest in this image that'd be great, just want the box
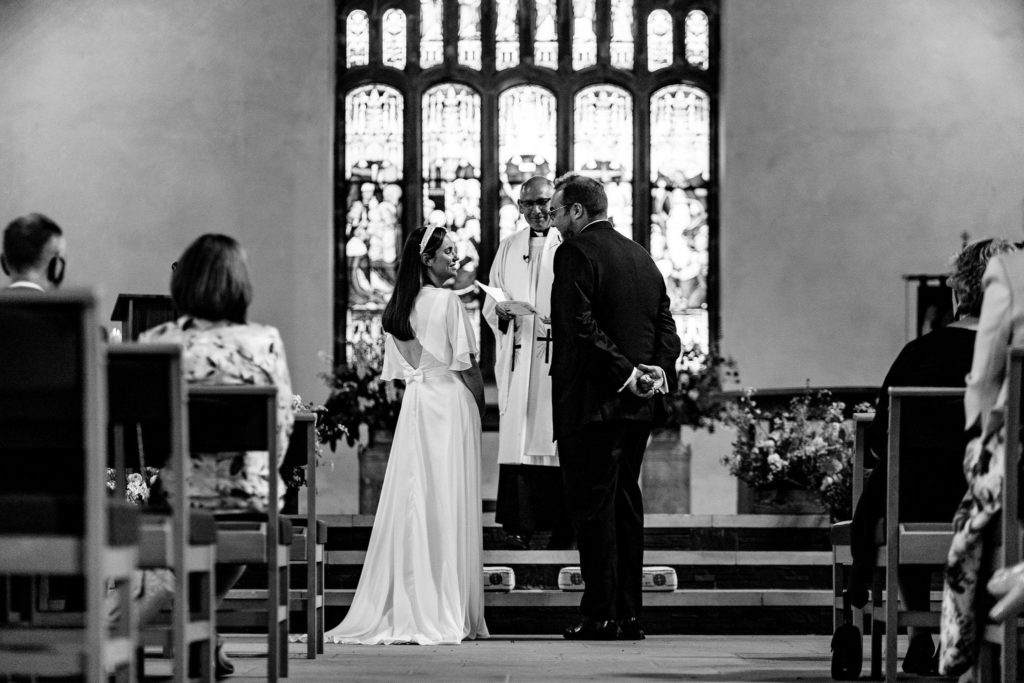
[549,174,681,640]
[140,233,295,677]
[483,175,573,550]
[1,213,67,292]
[846,238,1014,675]
[941,240,1024,677]
[321,226,488,645]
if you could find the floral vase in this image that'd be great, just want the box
[358,429,393,515]
[737,481,826,515]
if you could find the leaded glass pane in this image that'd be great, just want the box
[346,10,369,68]
[572,0,596,70]
[650,84,710,351]
[685,9,709,70]
[422,84,483,329]
[498,86,557,242]
[420,0,444,69]
[534,0,558,69]
[609,0,633,70]
[574,85,633,237]
[496,0,519,70]
[344,85,404,348]
[383,9,407,69]
[458,0,482,70]
[647,9,672,72]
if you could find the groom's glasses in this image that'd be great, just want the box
[546,203,574,219]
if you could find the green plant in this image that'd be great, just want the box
[665,343,738,432]
[722,389,854,519]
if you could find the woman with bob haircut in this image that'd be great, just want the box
[140,233,295,676]
[320,225,489,645]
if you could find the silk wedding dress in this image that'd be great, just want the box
[323,287,489,645]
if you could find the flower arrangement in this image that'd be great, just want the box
[106,467,160,505]
[665,343,738,432]
[318,335,404,450]
[722,389,854,519]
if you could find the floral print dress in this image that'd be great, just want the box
[140,316,295,512]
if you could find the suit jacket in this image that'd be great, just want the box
[550,220,681,440]
[965,250,1024,434]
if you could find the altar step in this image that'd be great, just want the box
[234,514,838,635]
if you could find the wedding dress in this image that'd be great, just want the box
[323,287,489,645]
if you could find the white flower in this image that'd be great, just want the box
[767,453,785,471]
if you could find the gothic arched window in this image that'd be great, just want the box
[337,0,720,363]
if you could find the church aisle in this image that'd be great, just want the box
[142,634,947,681]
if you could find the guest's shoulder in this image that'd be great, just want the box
[139,316,187,342]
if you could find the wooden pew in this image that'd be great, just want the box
[107,343,217,681]
[188,385,290,681]
[0,290,137,682]
[871,387,964,681]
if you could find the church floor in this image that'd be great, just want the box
[145,634,950,681]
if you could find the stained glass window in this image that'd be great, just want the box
[495,0,519,70]
[422,84,483,330]
[383,9,407,69]
[572,0,596,70]
[650,84,710,351]
[647,9,672,71]
[344,85,404,347]
[534,0,558,69]
[498,86,558,242]
[458,0,482,70]
[574,85,633,237]
[685,9,709,70]
[346,10,369,68]
[420,0,444,69]
[610,0,634,70]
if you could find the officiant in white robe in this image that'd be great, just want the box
[482,176,574,550]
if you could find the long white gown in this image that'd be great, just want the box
[324,287,489,645]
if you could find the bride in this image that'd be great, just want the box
[324,226,489,645]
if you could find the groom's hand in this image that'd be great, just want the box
[636,364,668,398]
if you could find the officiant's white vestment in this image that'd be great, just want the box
[322,287,488,644]
[482,227,561,466]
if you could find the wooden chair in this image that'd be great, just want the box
[870,386,965,681]
[188,385,290,681]
[282,412,326,658]
[0,290,137,681]
[831,411,874,630]
[108,343,217,681]
[978,346,1024,683]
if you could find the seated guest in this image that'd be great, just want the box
[1,213,67,292]
[942,239,1024,676]
[848,238,1014,674]
[140,233,295,677]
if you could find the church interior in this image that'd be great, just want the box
[2,0,1024,680]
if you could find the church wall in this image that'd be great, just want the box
[721,0,1024,390]
[0,0,335,403]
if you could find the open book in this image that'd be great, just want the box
[477,282,536,316]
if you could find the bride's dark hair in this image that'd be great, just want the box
[382,226,446,341]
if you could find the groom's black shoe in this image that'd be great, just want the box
[618,618,646,640]
[563,619,621,640]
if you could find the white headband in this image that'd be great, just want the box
[419,227,444,254]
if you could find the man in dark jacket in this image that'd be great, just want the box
[549,174,680,640]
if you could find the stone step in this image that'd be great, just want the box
[326,549,832,565]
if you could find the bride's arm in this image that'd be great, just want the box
[457,354,486,421]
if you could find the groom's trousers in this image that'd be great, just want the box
[558,419,651,622]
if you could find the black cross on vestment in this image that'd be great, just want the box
[537,328,553,364]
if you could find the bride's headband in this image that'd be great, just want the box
[419,227,445,254]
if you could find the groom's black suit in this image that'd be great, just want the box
[550,220,680,625]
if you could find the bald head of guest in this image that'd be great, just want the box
[517,176,554,235]
[1,213,67,291]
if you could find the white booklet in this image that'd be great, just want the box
[477,282,536,316]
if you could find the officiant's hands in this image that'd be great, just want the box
[495,302,515,321]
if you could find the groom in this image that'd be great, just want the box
[549,174,681,641]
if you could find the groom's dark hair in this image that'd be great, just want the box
[553,173,607,218]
